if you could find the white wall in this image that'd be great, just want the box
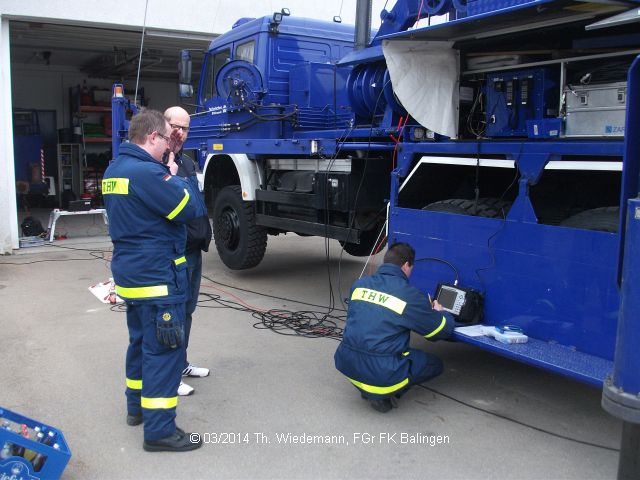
[0,17,18,253]
[0,0,392,34]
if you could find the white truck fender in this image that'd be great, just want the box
[202,153,261,201]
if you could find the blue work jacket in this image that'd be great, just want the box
[335,263,454,390]
[102,143,204,304]
[175,151,212,253]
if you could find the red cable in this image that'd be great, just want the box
[201,281,272,314]
[416,0,426,24]
[391,116,410,170]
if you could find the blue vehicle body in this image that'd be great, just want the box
[375,0,638,389]
[112,0,640,399]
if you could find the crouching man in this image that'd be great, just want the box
[335,242,455,413]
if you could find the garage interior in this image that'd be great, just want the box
[9,20,211,235]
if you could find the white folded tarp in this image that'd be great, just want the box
[382,40,460,138]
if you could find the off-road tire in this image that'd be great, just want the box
[559,206,620,233]
[423,198,511,219]
[212,185,267,269]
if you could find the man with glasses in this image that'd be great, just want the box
[103,108,205,452]
[164,106,212,397]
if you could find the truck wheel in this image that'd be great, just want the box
[423,198,511,219]
[212,185,267,269]
[559,207,619,233]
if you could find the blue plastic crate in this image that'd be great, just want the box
[0,407,71,480]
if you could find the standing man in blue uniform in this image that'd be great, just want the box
[103,109,205,452]
[164,106,212,397]
[335,242,455,413]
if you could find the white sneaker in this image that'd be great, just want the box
[178,381,194,396]
[182,363,210,378]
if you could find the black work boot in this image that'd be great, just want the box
[368,398,393,413]
[126,413,143,426]
[143,428,202,452]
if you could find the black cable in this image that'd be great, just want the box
[466,79,486,139]
[46,243,112,261]
[416,384,619,452]
[251,307,344,340]
[110,303,127,313]
[196,290,345,340]
[201,274,346,311]
[336,78,392,309]
[47,243,112,254]
[0,244,111,264]
[332,126,358,311]
[569,59,631,85]
[0,257,102,265]
[319,149,339,318]
[415,257,460,284]
[474,153,520,285]
[322,124,360,313]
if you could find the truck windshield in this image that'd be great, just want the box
[202,49,231,103]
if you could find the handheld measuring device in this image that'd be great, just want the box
[434,283,484,324]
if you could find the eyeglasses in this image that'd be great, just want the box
[170,123,190,133]
[155,132,170,143]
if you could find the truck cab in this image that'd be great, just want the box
[184,13,392,270]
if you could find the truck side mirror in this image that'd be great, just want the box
[179,49,192,84]
[179,83,194,98]
[178,49,193,98]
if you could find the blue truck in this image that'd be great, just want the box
[112,0,640,474]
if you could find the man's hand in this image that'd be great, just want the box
[432,299,445,311]
[169,128,182,153]
[164,150,179,175]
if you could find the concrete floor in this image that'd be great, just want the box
[1,212,623,479]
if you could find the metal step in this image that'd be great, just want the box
[454,329,613,386]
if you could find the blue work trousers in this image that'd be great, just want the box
[395,348,443,398]
[360,348,444,400]
[125,302,186,441]
[184,250,202,369]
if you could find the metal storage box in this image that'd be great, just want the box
[564,81,626,137]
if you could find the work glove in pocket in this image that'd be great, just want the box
[155,305,185,348]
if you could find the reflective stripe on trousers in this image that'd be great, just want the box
[348,377,410,395]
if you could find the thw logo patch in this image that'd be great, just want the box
[102,178,129,195]
[351,288,407,314]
